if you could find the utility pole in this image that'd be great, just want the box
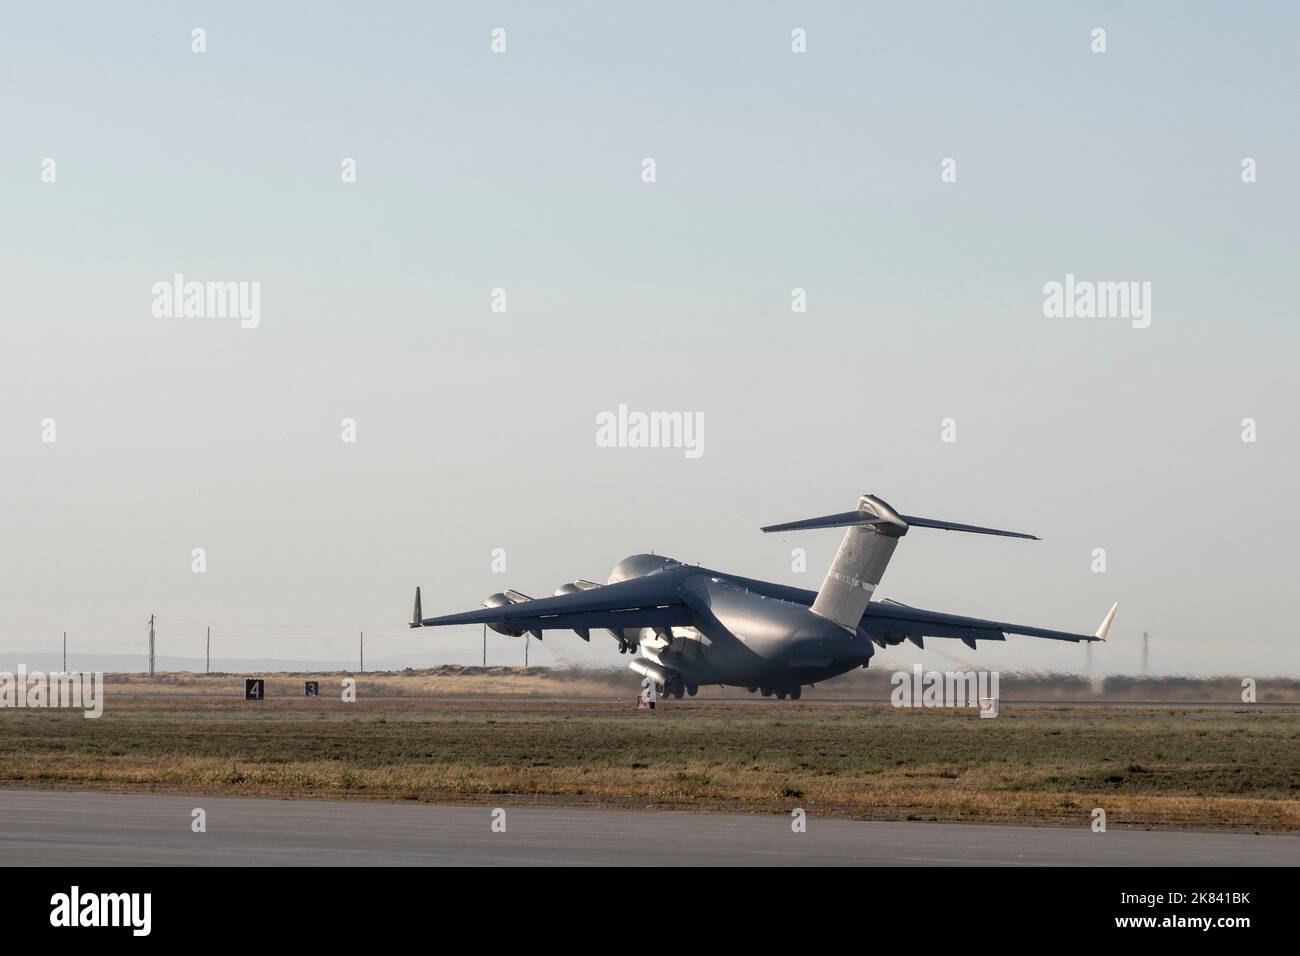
[206,626,211,674]
[524,634,528,668]
[1142,631,1149,673]
[148,614,155,677]
[62,631,66,672]
[360,631,364,674]
[482,624,487,667]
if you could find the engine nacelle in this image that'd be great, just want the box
[628,657,671,687]
[482,592,524,636]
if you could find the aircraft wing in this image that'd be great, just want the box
[412,572,695,636]
[860,600,1117,648]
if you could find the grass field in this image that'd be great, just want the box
[92,667,1300,701]
[3,677,1298,831]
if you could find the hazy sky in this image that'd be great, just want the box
[2,2,1297,676]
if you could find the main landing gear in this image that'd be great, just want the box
[752,685,802,701]
[654,675,697,700]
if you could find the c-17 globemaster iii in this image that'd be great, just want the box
[410,494,1117,700]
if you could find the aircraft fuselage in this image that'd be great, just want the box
[607,553,870,697]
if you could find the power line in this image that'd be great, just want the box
[154,616,406,630]
[69,613,502,675]
[150,630,391,641]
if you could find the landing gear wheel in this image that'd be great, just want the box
[790,685,802,700]
[672,683,685,699]
[776,688,788,700]
[760,687,773,697]
[686,684,698,697]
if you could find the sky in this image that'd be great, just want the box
[2,2,1297,677]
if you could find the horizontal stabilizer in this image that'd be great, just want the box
[762,511,884,533]
[762,495,1038,540]
[899,515,1039,540]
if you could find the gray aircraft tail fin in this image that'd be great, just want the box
[761,494,1039,630]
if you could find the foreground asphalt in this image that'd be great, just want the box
[2,789,1297,866]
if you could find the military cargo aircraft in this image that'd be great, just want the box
[410,494,1117,700]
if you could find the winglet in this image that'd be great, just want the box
[410,587,423,628]
[1094,601,1118,641]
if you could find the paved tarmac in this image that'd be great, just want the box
[2,789,1297,866]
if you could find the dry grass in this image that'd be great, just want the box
[99,667,1300,701]
[3,685,1298,831]
[103,667,624,699]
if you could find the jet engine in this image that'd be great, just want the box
[482,592,524,636]
[554,580,602,596]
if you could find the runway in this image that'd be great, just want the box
[3,789,1298,866]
